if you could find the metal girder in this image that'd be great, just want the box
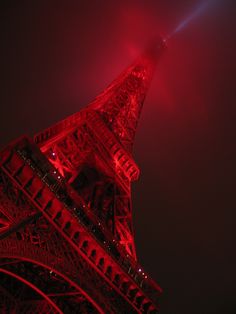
[0,37,165,313]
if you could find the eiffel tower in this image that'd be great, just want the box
[0,37,165,313]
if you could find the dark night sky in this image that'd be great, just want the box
[1,1,236,313]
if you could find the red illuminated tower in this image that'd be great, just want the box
[0,38,165,313]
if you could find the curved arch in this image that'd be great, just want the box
[0,267,63,314]
[0,254,104,314]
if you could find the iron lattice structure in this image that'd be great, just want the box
[0,38,165,313]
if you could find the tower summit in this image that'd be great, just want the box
[0,37,165,313]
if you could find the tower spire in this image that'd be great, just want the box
[87,37,166,152]
[34,37,166,152]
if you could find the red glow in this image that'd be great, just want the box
[0,1,234,313]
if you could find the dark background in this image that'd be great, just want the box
[0,1,236,313]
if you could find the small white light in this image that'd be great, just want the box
[58,176,61,179]
[52,152,56,156]
[138,268,142,272]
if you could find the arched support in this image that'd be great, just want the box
[0,254,104,314]
[0,267,63,314]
